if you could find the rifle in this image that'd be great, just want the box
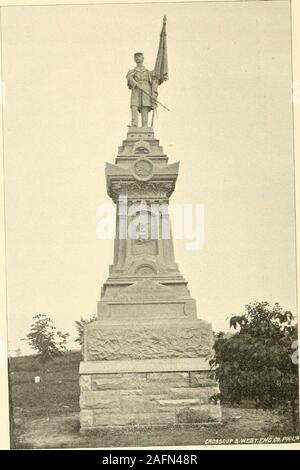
[134,82,170,112]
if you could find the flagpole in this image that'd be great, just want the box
[152,15,168,128]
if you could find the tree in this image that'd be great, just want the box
[14,348,22,357]
[22,314,69,362]
[75,314,97,346]
[210,301,299,431]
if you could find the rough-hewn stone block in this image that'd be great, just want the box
[190,371,217,387]
[119,391,161,413]
[146,372,189,387]
[140,382,169,395]
[158,398,200,408]
[79,375,92,391]
[92,373,147,390]
[93,411,175,426]
[80,409,93,427]
[80,390,120,410]
[84,319,213,361]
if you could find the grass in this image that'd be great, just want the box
[10,351,81,417]
[9,351,300,449]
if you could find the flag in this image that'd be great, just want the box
[153,16,168,84]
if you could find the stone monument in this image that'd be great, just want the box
[79,17,221,431]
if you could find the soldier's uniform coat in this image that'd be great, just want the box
[126,66,154,111]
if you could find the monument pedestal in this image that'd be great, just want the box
[80,358,220,429]
[79,127,221,430]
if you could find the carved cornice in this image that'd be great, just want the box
[108,179,175,202]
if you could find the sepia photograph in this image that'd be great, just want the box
[0,0,299,450]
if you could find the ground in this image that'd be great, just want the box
[9,351,300,449]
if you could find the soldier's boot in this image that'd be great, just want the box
[131,106,139,126]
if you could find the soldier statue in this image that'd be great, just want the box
[126,52,157,127]
[126,17,169,128]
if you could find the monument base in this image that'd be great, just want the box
[79,357,221,430]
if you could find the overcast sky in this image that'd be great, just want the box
[2,0,296,355]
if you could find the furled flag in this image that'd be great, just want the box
[151,16,168,118]
[153,15,169,84]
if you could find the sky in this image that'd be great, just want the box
[1,0,297,355]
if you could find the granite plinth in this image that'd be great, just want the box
[79,358,221,429]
